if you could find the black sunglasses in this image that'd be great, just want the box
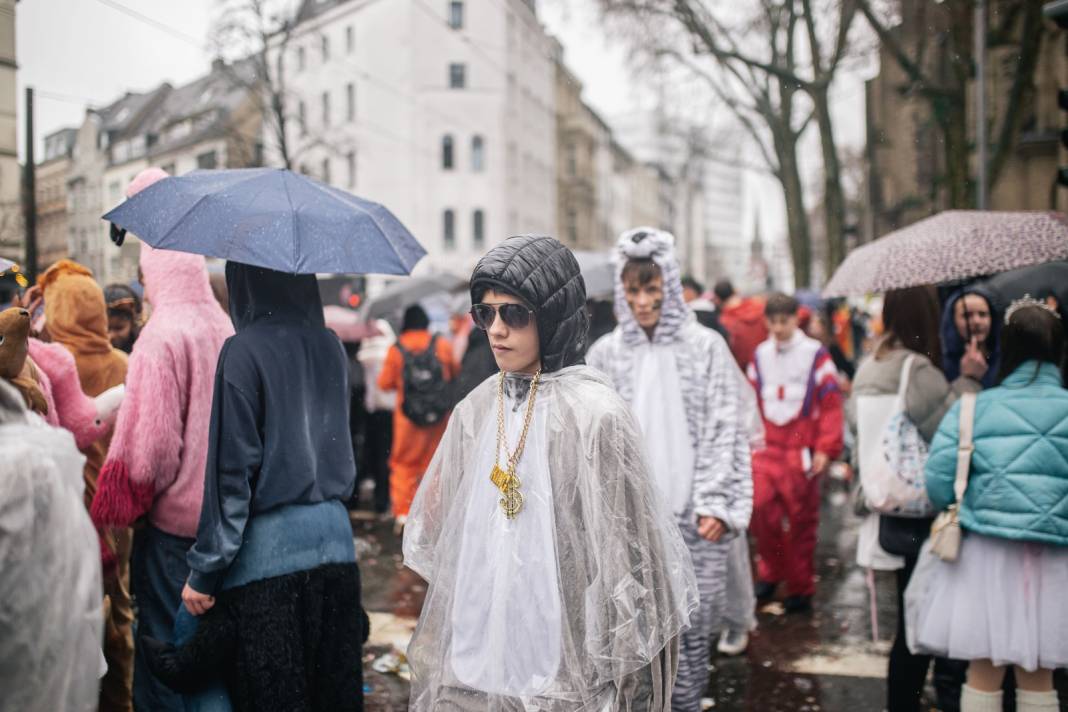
[470,302,535,330]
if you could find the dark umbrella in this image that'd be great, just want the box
[572,250,614,300]
[823,210,1068,297]
[360,273,467,321]
[102,168,426,275]
[979,261,1068,312]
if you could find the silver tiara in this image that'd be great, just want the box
[1004,294,1060,325]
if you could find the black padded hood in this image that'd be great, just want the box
[469,235,589,373]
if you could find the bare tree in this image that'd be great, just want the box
[213,0,299,169]
[857,0,1045,210]
[601,0,858,286]
[212,0,354,174]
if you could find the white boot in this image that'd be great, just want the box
[1016,688,1059,711]
[960,685,1003,712]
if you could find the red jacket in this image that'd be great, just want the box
[720,298,769,371]
[747,331,843,458]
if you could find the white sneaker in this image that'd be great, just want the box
[717,629,749,656]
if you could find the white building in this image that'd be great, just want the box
[272,0,556,280]
[610,108,747,289]
[0,0,19,266]
[67,61,262,283]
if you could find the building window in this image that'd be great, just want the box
[321,35,330,62]
[346,83,355,122]
[471,135,484,172]
[160,162,175,175]
[442,134,454,170]
[196,150,218,169]
[346,26,354,53]
[347,151,356,188]
[443,209,455,250]
[299,163,309,175]
[473,209,484,247]
[567,142,576,177]
[298,100,307,137]
[449,1,463,29]
[297,46,305,71]
[448,63,466,89]
[321,157,331,184]
[567,209,577,244]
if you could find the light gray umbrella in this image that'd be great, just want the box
[0,257,14,273]
[360,273,467,321]
[823,210,1068,297]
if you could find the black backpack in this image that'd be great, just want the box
[398,335,451,426]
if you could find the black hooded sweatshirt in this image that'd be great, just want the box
[187,262,356,594]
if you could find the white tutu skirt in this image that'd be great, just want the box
[905,532,1068,671]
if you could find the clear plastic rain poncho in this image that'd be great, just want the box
[404,366,700,711]
[0,380,103,712]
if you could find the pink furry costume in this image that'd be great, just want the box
[89,167,234,712]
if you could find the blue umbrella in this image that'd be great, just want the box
[102,168,426,275]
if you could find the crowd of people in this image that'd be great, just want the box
[2,189,1067,712]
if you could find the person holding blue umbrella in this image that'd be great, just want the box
[145,262,366,712]
[111,167,426,711]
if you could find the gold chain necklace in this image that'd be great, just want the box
[490,369,541,519]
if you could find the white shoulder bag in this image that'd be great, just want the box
[857,355,934,517]
[929,392,976,562]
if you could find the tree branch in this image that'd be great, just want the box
[855,0,937,91]
[988,1,1045,187]
[672,0,815,91]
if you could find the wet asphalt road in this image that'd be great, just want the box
[351,482,1066,711]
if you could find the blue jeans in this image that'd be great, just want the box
[173,607,231,712]
[131,525,194,712]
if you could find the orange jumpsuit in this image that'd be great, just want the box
[378,330,455,517]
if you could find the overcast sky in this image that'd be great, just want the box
[18,0,875,253]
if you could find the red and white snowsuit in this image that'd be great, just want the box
[747,330,843,597]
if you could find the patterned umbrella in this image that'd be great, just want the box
[822,210,1068,297]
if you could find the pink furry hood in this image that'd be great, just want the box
[91,243,234,538]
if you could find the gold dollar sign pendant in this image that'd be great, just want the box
[490,370,541,521]
[490,465,524,519]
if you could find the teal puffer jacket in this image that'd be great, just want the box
[925,361,1068,546]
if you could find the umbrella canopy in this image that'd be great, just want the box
[794,289,824,311]
[572,250,614,300]
[0,257,13,272]
[323,305,380,342]
[823,210,1068,297]
[979,261,1068,312]
[102,168,426,275]
[360,273,467,321]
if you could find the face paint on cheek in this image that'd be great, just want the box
[650,299,663,312]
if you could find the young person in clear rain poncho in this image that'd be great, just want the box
[0,378,104,712]
[403,235,699,711]
[587,228,756,711]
